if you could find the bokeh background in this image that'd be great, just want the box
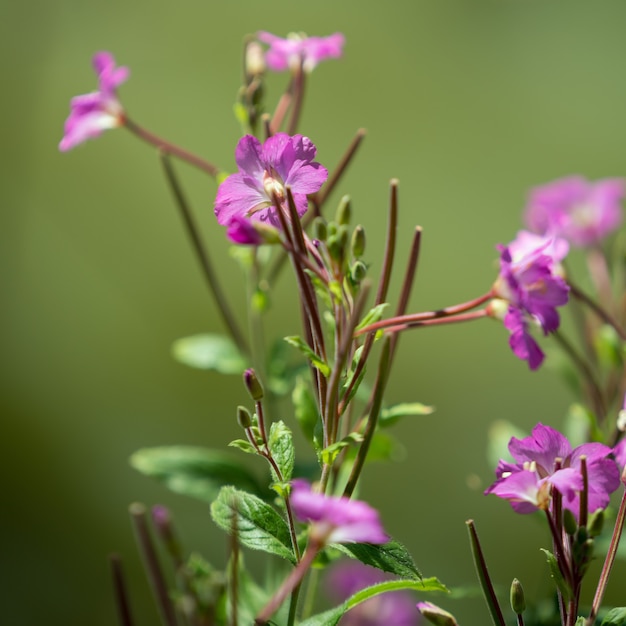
[4,1,626,624]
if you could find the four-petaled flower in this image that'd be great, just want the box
[524,176,625,247]
[214,133,327,242]
[290,479,388,545]
[491,230,570,370]
[59,52,129,152]
[257,31,345,73]
[485,423,620,520]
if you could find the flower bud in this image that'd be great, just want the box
[351,225,366,258]
[237,405,252,429]
[245,40,266,77]
[563,508,578,536]
[327,225,349,263]
[587,509,604,537]
[510,578,526,614]
[312,216,328,241]
[243,368,264,401]
[335,195,351,226]
[417,602,459,626]
[350,260,367,283]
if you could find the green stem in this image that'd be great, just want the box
[123,115,220,178]
[587,484,626,625]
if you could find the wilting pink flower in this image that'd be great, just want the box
[491,231,569,369]
[525,176,625,247]
[326,561,419,626]
[257,31,345,72]
[214,133,327,242]
[290,479,388,545]
[59,52,129,151]
[485,423,620,520]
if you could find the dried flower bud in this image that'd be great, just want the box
[243,368,264,401]
[351,225,366,258]
[510,578,526,614]
[245,40,266,77]
[237,405,252,429]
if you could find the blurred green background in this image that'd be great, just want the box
[4,1,626,624]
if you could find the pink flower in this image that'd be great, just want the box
[214,133,327,242]
[491,231,569,369]
[290,479,388,545]
[59,52,129,151]
[257,31,345,72]
[525,176,625,247]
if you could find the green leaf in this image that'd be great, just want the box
[172,334,248,374]
[379,402,434,428]
[130,446,263,502]
[594,324,624,369]
[540,548,572,602]
[284,336,330,377]
[601,607,626,625]
[210,486,296,564]
[228,439,258,455]
[332,539,423,580]
[292,377,322,449]
[321,432,363,465]
[268,421,295,482]
[299,578,448,626]
[356,303,389,332]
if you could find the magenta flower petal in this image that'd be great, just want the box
[59,51,128,152]
[290,479,388,545]
[525,176,625,247]
[614,438,626,473]
[508,423,571,471]
[257,31,345,73]
[214,133,327,241]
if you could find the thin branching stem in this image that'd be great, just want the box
[569,281,626,341]
[159,154,250,356]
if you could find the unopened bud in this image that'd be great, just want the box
[351,225,366,258]
[335,195,351,226]
[327,226,349,263]
[243,368,264,401]
[245,40,266,77]
[417,602,459,626]
[563,508,578,536]
[510,578,526,614]
[237,405,252,429]
[350,260,367,283]
[312,217,328,241]
[588,509,604,537]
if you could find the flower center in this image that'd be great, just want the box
[263,170,286,204]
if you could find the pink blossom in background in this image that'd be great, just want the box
[485,423,620,520]
[257,31,345,72]
[59,52,129,151]
[525,176,625,247]
[290,479,388,545]
[326,561,419,625]
[214,133,327,242]
[492,231,569,369]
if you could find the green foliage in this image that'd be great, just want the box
[210,486,296,564]
[228,439,258,455]
[172,333,248,374]
[594,324,624,369]
[268,420,295,482]
[299,578,448,626]
[540,548,572,602]
[601,607,626,625]
[284,336,330,376]
[356,303,389,332]
[292,376,322,450]
[379,402,434,428]
[332,539,423,580]
[130,446,264,502]
[321,432,363,465]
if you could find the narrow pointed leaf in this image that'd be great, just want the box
[130,446,263,502]
[601,607,626,625]
[284,336,330,377]
[379,402,434,428]
[540,548,572,602]
[172,334,248,374]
